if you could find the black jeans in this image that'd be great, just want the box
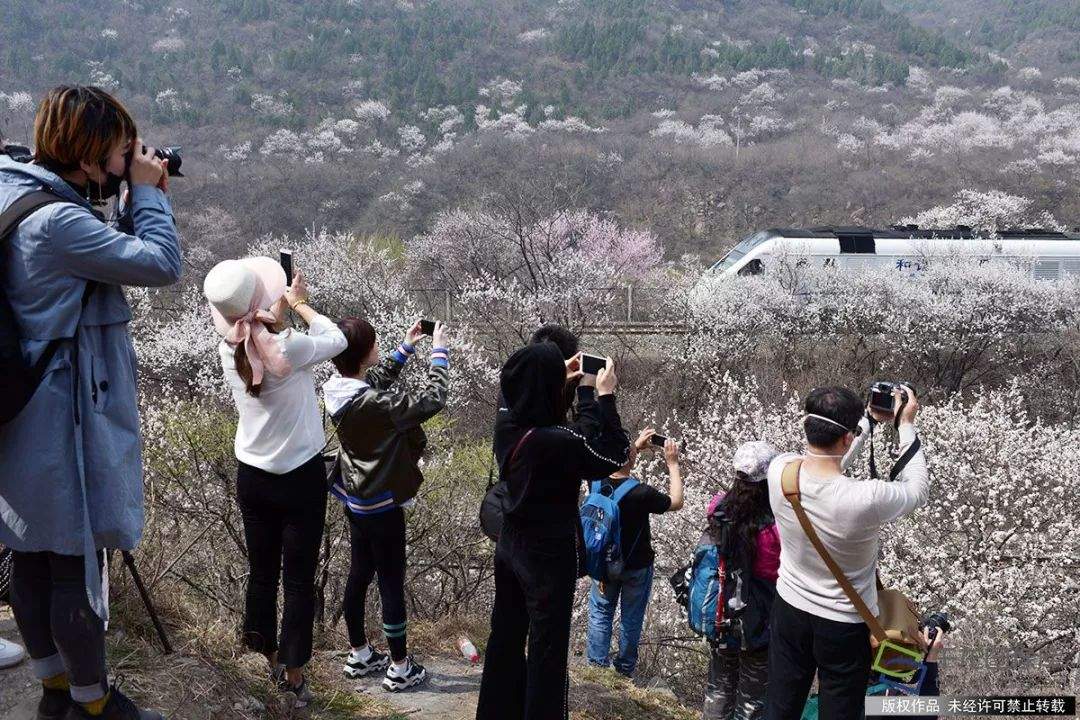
[765,595,871,720]
[236,454,327,668]
[704,646,769,720]
[343,507,408,661]
[10,551,108,702]
[476,524,578,720]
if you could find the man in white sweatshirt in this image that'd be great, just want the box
[764,385,928,720]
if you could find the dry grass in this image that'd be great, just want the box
[105,569,404,720]
[569,665,700,720]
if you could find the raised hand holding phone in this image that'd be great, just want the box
[565,352,584,386]
[432,321,449,349]
[595,357,617,396]
[405,319,425,347]
[663,438,679,467]
[635,428,656,451]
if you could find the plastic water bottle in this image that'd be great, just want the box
[458,636,479,664]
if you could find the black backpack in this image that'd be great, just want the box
[0,189,92,424]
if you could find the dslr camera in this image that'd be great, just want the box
[128,145,184,177]
[868,381,915,415]
[922,610,951,646]
[2,141,184,177]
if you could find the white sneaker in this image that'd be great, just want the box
[0,638,25,669]
[344,647,390,678]
[382,656,427,692]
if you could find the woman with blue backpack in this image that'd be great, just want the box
[700,441,782,720]
[583,428,683,678]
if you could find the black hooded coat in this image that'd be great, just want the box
[494,342,629,539]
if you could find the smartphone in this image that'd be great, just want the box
[280,249,293,286]
[650,434,669,448]
[420,319,437,336]
[581,353,606,376]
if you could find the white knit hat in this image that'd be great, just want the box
[732,441,780,483]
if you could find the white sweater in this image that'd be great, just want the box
[220,313,347,474]
[767,417,930,623]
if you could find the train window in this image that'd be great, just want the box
[1033,261,1060,281]
[713,231,771,272]
[738,258,764,276]
[838,234,876,254]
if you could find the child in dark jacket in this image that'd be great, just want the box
[323,317,450,693]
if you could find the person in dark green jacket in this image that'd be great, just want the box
[323,317,449,692]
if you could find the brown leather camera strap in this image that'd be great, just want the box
[780,460,887,643]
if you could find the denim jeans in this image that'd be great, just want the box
[586,564,654,676]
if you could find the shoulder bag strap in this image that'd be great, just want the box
[781,460,888,643]
[498,428,535,481]
[1,190,94,379]
[0,190,64,241]
[485,413,499,490]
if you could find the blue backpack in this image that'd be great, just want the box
[580,479,639,581]
[684,513,775,650]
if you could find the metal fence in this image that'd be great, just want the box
[404,287,672,325]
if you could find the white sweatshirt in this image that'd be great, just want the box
[766,417,930,623]
[220,313,347,474]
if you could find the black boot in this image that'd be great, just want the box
[64,686,164,720]
[37,686,72,720]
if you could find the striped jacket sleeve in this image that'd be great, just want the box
[380,359,450,431]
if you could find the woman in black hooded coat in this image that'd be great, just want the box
[476,342,630,720]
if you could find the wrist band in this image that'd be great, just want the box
[290,299,309,310]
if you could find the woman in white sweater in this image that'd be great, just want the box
[204,257,346,707]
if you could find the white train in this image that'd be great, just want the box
[709,226,1080,280]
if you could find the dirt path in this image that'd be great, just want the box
[0,612,39,720]
[343,653,481,720]
[0,615,694,720]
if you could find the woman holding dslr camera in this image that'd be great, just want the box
[0,86,179,720]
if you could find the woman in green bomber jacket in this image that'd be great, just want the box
[322,317,450,692]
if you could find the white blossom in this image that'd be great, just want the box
[517,28,549,43]
[152,36,186,53]
[251,93,292,118]
[397,125,427,153]
[353,99,390,123]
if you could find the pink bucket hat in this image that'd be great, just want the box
[203,257,292,386]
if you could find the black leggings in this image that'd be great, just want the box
[765,594,871,720]
[10,551,108,702]
[476,524,578,720]
[236,454,328,668]
[343,507,408,661]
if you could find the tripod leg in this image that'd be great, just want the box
[121,551,173,655]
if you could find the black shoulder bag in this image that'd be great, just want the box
[479,428,534,542]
